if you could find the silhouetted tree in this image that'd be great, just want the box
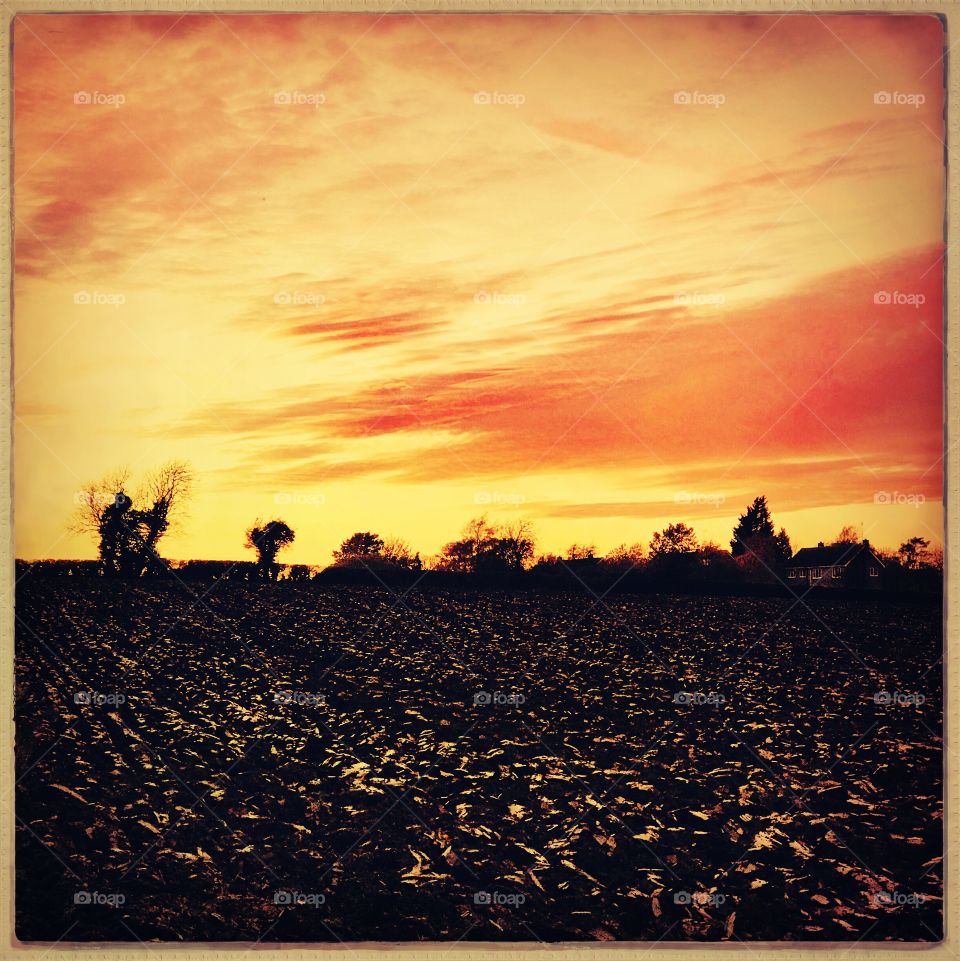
[565,543,596,561]
[382,537,421,570]
[735,528,792,583]
[246,519,295,581]
[774,528,793,566]
[437,517,495,573]
[495,520,536,571]
[436,538,475,573]
[730,496,775,556]
[75,461,193,577]
[603,543,645,572]
[833,525,860,545]
[649,523,698,556]
[437,516,534,574]
[897,536,931,570]
[730,496,792,580]
[648,523,699,578]
[98,491,136,575]
[333,532,419,570]
[463,515,494,556]
[334,532,385,563]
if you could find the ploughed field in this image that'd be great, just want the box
[15,581,942,942]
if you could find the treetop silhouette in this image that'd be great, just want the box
[75,462,193,577]
[246,519,296,581]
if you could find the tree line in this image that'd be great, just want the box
[29,463,939,592]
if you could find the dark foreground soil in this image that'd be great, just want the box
[15,581,942,942]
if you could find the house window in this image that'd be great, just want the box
[833,567,842,578]
[812,568,821,578]
[788,569,796,578]
[869,566,879,577]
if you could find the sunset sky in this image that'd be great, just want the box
[14,13,945,566]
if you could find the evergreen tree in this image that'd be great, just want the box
[730,495,775,557]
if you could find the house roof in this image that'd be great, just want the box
[789,543,885,568]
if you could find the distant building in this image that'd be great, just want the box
[786,540,885,590]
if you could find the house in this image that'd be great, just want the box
[786,539,885,590]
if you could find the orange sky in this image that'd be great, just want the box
[14,13,945,565]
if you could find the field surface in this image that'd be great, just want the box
[15,581,942,943]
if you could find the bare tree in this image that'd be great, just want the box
[463,515,495,558]
[382,536,420,569]
[496,519,536,570]
[73,461,193,577]
[833,525,860,545]
[604,543,645,571]
[73,467,130,538]
[136,462,194,563]
[436,516,533,574]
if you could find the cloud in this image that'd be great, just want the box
[167,245,941,506]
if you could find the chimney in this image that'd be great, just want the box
[817,541,824,548]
